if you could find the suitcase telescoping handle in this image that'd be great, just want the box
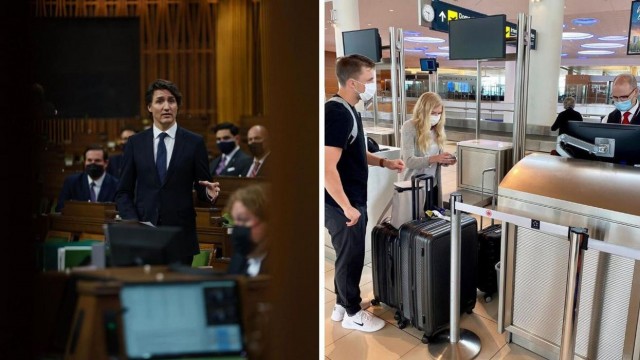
[480,167,497,228]
[411,174,434,221]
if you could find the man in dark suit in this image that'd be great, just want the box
[209,122,252,177]
[106,127,137,179]
[601,74,640,124]
[56,146,119,212]
[115,79,221,265]
[245,125,272,178]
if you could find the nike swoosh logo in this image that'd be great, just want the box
[353,321,364,326]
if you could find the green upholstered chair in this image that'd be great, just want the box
[191,250,212,267]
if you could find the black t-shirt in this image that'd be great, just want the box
[325,95,368,208]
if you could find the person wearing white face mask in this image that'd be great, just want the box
[601,74,640,125]
[325,54,405,333]
[399,92,456,209]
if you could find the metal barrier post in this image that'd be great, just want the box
[428,193,481,359]
[559,227,589,360]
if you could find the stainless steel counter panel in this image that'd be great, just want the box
[497,154,640,359]
[500,153,640,218]
[457,139,513,195]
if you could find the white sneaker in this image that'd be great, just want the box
[331,304,346,322]
[341,310,385,332]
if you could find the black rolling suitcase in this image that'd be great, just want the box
[400,214,478,343]
[371,174,434,328]
[371,222,401,310]
[477,168,502,303]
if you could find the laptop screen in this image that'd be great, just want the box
[120,280,244,359]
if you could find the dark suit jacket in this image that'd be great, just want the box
[246,153,271,178]
[106,153,124,179]
[605,107,640,124]
[115,126,212,258]
[227,253,269,276]
[209,149,252,177]
[551,108,583,135]
[56,173,119,212]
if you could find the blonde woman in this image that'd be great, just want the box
[400,92,456,208]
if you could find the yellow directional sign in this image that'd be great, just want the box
[448,10,458,22]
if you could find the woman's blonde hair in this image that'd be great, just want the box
[224,183,270,222]
[412,92,446,153]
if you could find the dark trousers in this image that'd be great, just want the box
[325,203,367,315]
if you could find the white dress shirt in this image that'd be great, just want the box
[246,253,266,277]
[153,122,178,169]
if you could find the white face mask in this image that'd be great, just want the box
[354,80,377,102]
[430,114,441,126]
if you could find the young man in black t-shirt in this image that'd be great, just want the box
[325,54,404,332]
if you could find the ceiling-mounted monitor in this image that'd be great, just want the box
[342,28,382,62]
[420,58,438,72]
[627,1,640,55]
[449,15,506,61]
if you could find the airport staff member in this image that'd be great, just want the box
[325,54,404,333]
[601,74,640,124]
[115,79,220,265]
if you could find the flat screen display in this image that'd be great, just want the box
[420,58,437,71]
[32,17,140,118]
[559,121,640,166]
[120,280,244,359]
[342,28,382,62]
[628,1,640,55]
[449,15,506,60]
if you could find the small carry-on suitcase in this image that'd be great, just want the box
[477,168,502,303]
[400,214,478,343]
[371,174,434,329]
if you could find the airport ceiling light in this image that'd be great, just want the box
[562,32,593,40]
[598,36,628,41]
[405,36,445,44]
[438,46,449,50]
[403,31,421,37]
[405,48,427,52]
[578,50,615,55]
[572,18,599,26]
[561,53,568,57]
[581,43,625,49]
[425,52,449,57]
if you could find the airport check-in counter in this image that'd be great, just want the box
[496,154,640,359]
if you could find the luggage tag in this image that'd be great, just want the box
[430,209,451,222]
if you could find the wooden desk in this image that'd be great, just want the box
[50,201,117,238]
[64,267,270,360]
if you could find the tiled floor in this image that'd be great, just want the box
[324,141,546,360]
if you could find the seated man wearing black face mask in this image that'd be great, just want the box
[225,184,269,276]
[55,145,119,212]
[209,122,252,177]
[245,125,271,178]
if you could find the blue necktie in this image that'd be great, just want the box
[89,182,97,202]
[156,132,168,182]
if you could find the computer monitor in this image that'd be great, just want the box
[557,121,640,166]
[120,280,245,359]
[342,28,382,62]
[449,15,506,61]
[105,223,184,266]
[420,58,437,72]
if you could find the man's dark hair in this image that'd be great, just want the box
[145,79,183,107]
[119,126,138,136]
[84,145,108,161]
[336,54,376,87]
[213,122,240,136]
